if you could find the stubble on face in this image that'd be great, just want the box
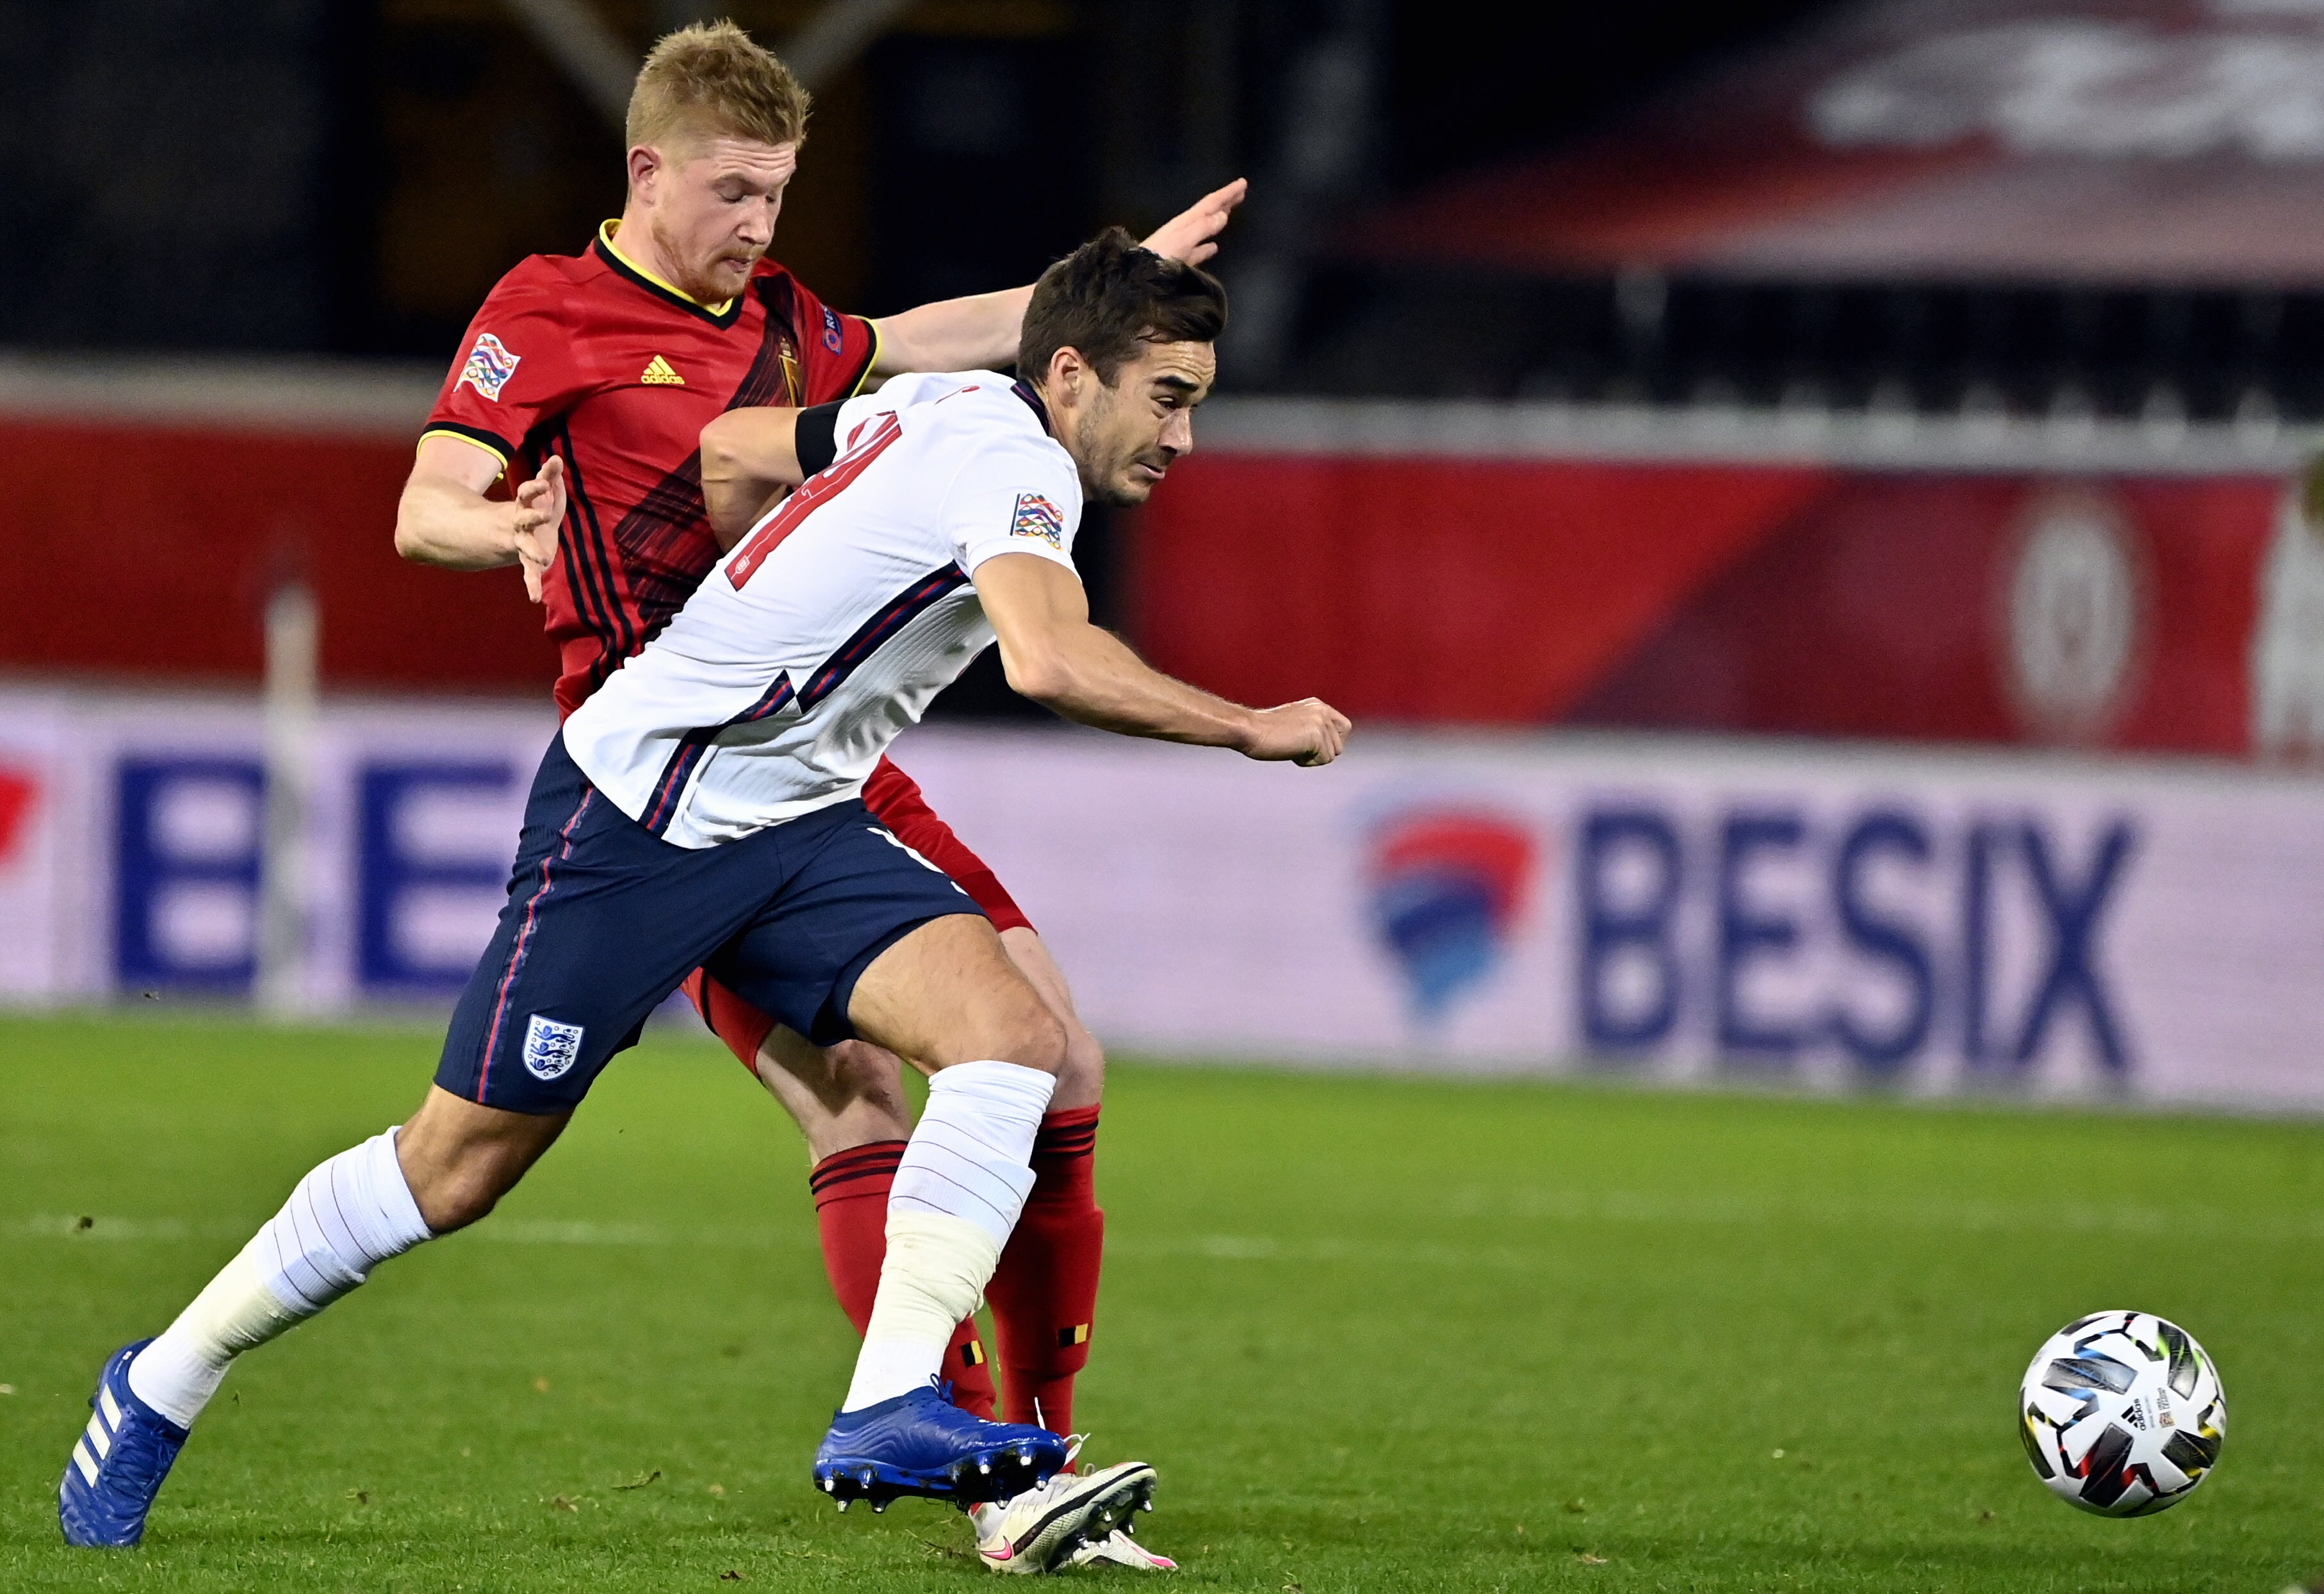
[646,136,798,305]
[1072,388,1142,508]
[1076,341,1216,507]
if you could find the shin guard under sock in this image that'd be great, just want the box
[127,1127,434,1428]
[986,1106,1104,1434]
[843,1062,1053,1412]
[809,1140,995,1418]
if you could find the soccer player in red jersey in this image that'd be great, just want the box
[392,22,1235,1571]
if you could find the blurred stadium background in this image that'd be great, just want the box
[8,3,2324,1588]
[3,0,2321,1105]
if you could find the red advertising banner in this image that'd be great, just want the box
[0,416,552,693]
[8,368,2320,764]
[1136,420,2322,759]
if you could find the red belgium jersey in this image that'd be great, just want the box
[423,222,881,717]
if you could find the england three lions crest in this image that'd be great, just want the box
[1011,491,1064,549]
[522,1014,585,1080]
[457,333,522,402]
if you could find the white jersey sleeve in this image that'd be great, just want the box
[946,428,1083,578]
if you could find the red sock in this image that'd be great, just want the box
[808,1141,996,1418]
[986,1106,1104,1434]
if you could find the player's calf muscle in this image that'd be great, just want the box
[753,1031,915,1160]
[395,1086,568,1233]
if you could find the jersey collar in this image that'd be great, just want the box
[1011,378,1055,436]
[594,220,744,329]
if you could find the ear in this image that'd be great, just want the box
[627,144,663,202]
[1044,345,1089,400]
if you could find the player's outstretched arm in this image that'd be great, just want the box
[395,439,563,602]
[976,551,1348,766]
[868,179,1249,377]
[700,406,809,550]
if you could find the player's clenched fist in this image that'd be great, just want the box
[1239,698,1352,768]
[511,456,566,603]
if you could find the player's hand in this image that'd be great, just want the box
[512,456,565,603]
[1239,698,1351,768]
[1142,177,1248,267]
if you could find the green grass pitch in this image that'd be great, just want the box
[3,1014,2321,1591]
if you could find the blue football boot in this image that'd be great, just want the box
[813,1382,1070,1510]
[59,1339,190,1548]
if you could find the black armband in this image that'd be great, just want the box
[794,401,844,477]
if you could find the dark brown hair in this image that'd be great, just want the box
[1019,228,1228,386]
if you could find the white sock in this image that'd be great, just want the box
[127,1128,434,1428]
[843,1061,1054,1412]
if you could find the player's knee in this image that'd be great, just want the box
[957,999,1064,1087]
[1053,1015,1106,1106]
[991,999,1068,1076]
[397,1094,557,1235]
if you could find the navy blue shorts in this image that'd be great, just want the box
[437,733,983,1114]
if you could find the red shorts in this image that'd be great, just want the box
[682,755,1031,1068]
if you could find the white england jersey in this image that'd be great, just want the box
[561,371,1082,847]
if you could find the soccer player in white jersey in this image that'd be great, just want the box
[61,229,1349,1564]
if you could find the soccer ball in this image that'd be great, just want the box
[2018,1310,2226,1516]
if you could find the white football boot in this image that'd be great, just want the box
[971,1438,1157,1573]
[1065,1527,1179,1570]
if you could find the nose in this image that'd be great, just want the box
[1160,408,1194,458]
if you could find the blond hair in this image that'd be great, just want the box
[626,20,809,155]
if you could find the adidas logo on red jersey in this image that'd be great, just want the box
[639,355,685,386]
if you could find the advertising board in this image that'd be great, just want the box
[904,728,2324,1108]
[3,686,2316,1110]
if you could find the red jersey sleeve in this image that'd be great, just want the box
[786,275,881,407]
[420,264,596,477]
